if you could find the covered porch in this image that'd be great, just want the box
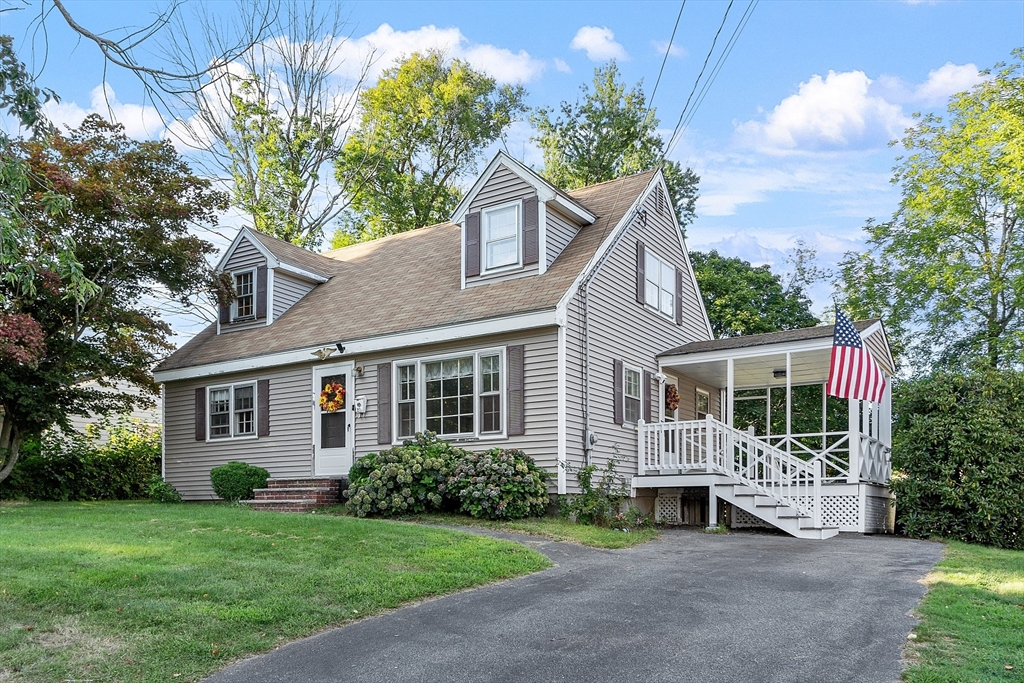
[635,321,895,536]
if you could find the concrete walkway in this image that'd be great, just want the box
[205,528,943,683]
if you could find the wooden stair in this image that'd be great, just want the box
[243,478,342,513]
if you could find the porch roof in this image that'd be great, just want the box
[658,320,885,391]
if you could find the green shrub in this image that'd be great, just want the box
[345,432,463,517]
[448,448,550,520]
[891,367,1024,550]
[611,504,652,531]
[0,422,161,501]
[559,457,630,526]
[209,461,269,502]
[147,475,182,503]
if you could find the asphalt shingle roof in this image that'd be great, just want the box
[658,319,879,357]
[157,170,656,372]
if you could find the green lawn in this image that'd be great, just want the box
[397,512,660,549]
[0,501,550,683]
[904,541,1024,682]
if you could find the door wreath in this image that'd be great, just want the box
[664,383,680,412]
[318,382,346,412]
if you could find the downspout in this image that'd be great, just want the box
[579,208,647,464]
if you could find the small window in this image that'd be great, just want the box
[482,203,520,271]
[424,356,475,436]
[624,366,642,424]
[397,364,417,439]
[209,382,256,439]
[233,270,255,320]
[643,251,675,319]
[479,354,501,434]
[696,389,711,419]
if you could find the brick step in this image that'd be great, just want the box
[266,478,340,489]
[244,498,323,514]
[253,488,339,504]
[254,486,336,495]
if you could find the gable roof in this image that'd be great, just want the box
[156,170,657,374]
[246,230,339,279]
[658,319,880,356]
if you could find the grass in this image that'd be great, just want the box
[393,512,660,549]
[903,541,1024,683]
[0,501,550,683]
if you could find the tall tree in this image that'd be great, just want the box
[691,250,819,338]
[333,51,527,243]
[531,62,699,231]
[0,116,225,484]
[839,53,1024,369]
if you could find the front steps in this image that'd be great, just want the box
[243,478,342,513]
[718,483,839,540]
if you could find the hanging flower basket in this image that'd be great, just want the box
[664,383,680,412]
[319,382,346,412]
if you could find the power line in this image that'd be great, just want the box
[663,0,735,161]
[666,0,758,158]
[645,0,686,123]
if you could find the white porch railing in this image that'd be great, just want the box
[859,434,891,483]
[639,415,821,527]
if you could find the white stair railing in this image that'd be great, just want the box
[638,416,822,528]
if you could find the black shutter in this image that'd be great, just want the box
[194,387,206,440]
[377,363,392,445]
[465,212,481,277]
[675,267,684,326]
[643,370,653,423]
[219,304,230,325]
[636,241,646,305]
[613,359,624,425]
[256,265,268,319]
[522,196,539,265]
[257,379,270,437]
[507,345,525,436]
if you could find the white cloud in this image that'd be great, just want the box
[651,40,686,58]
[570,26,629,62]
[912,62,983,105]
[331,23,546,84]
[734,70,911,153]
[553,58,572,74]
[43,84,164,139]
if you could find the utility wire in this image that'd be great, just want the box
[662,0,735,161]
[666,0,758,158]
[645,0,686,124]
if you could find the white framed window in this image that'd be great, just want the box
[393,348,506,441]
[696,388,711,419]
[209,382,257,440]
[482,202,521,272]
[232,269,256,320]
[624,365,642,425]
[643,250,675,319]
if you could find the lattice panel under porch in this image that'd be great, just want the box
[731,507,772,529]
[795,494,860,530]
[654,492,682,524]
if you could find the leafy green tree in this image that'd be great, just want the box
[531,62,699,230]
[691,250,819,338]
[0,116,225,484]
[333,51,527,244]
[839,53,1024,369]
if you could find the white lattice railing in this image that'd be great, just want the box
[638,415,821,527]
[860,434,891,484]
[766,432,850,483]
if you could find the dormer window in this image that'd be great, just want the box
[483,202,521,272]
[233,269,256,320]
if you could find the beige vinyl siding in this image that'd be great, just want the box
[221,235,267,333]
[545,206,580,268]
[272,271,316,321]
[352,328,561,486]
[563,181,712,484]
[163,364,314,499]
[466,163,540,286]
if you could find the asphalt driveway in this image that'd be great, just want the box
[205,528,943,683]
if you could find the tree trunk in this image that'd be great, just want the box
[0,414,22,485]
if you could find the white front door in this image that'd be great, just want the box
[313,362,354,476]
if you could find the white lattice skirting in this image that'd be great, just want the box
[654,492,682,524]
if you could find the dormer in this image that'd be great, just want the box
[215,228,332,334]
[452,152,596,288]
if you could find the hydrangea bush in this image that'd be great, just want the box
[345,433,464,517]
[448,448,550,520]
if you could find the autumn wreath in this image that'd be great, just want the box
[318,382,346,412]
[664,383,680,412]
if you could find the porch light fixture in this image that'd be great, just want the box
[335,342,346,354]
[311,347,336,361]
[772,369,787,379]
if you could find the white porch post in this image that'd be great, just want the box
[881,376,892,449]
[708,486,718,529]
[848,398,861,484]
[637,419,646,475]
[785,352,792,454]
[726,358,735,428]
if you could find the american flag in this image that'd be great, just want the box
[827,307,887,403]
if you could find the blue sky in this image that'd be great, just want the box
[4,0,1024,338]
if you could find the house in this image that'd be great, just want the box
[153,151,895,538]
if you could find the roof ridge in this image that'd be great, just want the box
[568,169,657,195]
